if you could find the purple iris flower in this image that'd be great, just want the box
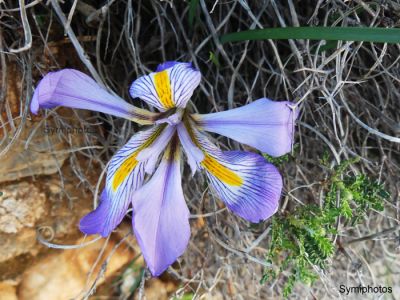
[31,62,298,276]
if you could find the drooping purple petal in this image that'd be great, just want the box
[177,122,204,175]
[189,124,282,223]
[31,69,157,125]
[79,189,110,235]
[132,140,190,276]
[79,125,170,237]
[205,150,282,222]
[192,98,299,157]
[129,62,201,111]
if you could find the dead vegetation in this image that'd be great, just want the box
[0,0,399,299]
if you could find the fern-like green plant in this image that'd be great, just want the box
[261,156,389,297]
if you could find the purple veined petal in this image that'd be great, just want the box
[192,98,299,157]
[129,62,201,111]
[79,125,168,237]
[204,150,282,222]
[31,69,157,125]
[79,189,110,235]
[132,139,190,276]
[191,126,282,223]
[136,125,177,174]
[177,122,204,175]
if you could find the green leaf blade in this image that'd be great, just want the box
[220,27,400,44]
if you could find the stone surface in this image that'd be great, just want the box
[136,279,176,300]
[0,174,96,277]
[0,129,69,183]
[0,183,46,234]
[0,183,46,263]
[0,64,68,183]
[18,236,136,300]
[0,63,94,183]
[0,281,18,300]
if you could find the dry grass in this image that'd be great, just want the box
[1,0,400,299]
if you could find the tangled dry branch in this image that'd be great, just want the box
[0,0,399,298]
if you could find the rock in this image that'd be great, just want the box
[0,118,75,183]
[0,176,96,278]
[0,183,46,234]
[0,183,46,263]
[0,62,96,183]
[0,63,68,183]
[0,281,18,300]
[18,236,136,300]
[137,279,176,300]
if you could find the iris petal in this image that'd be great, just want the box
[79,189,111,235]
[192,98,299,157]
[156,61,180,72]
[79,125,169,237]
[132,140,190,276]
[177,122,204,175]
[136,125,176,174]
[31,69,157,125]
[129,62,201,111]
[190,125,282,223]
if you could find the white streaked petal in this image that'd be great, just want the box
[136,125,176,168]
[191,126,283,223]
[79,125,168,237]
[129,62,201,111]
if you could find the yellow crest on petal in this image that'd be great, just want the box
[201,154,243,186]
[112,125,166,191]
[112,154,139,191]
[154,70,174,109]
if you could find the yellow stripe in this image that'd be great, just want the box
[201,154,243,186]
[154,70,174,109]
[112,154,139,191]
[112,125,166,191]
[184,118,243,186]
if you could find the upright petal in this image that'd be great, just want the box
[136,125,176,163]
[31,69,157,125]
[192,98,299,157]
[132,139,190,276]
[129,62,201,111]
[137,124,176,174]
[188,123,282,223]
[156,61,180,72]
[177,122,204,175]
[79,125,170,237]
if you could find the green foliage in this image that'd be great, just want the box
[263,153,290,166]
[209,51,220,68]
[188,0,200,29]
[173,293,195,300]
[261,158,389,296]
[320,40,339,52]
[263,145,297,166]
[220,27,400,44]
